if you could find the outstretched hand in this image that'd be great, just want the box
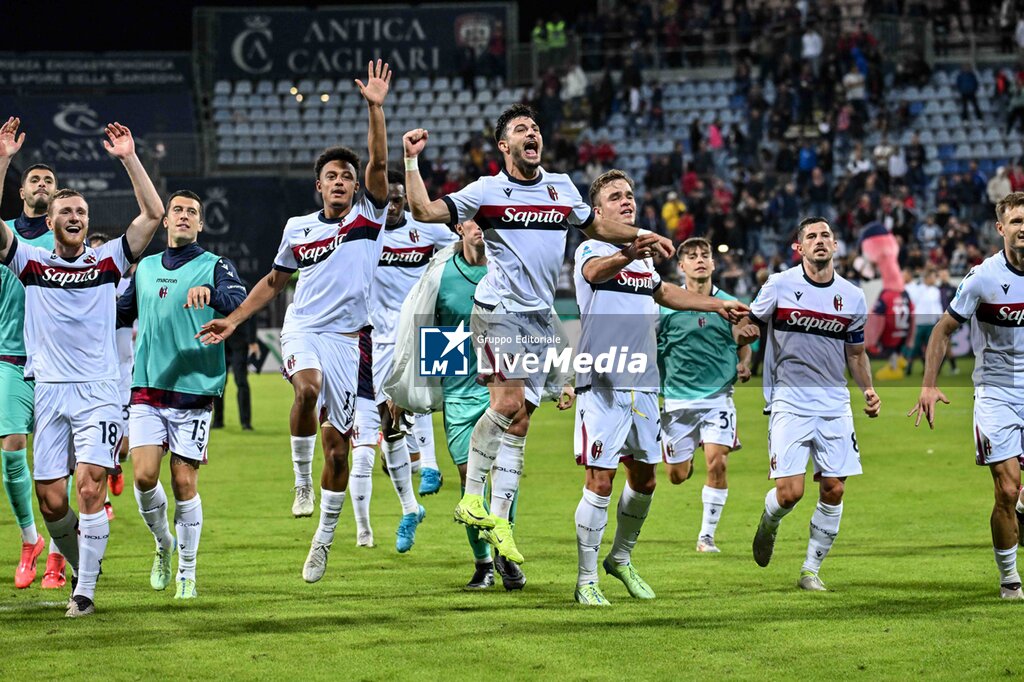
[355,59,392,107]
[0,117,25,159]
[102,122,136,159]
[908,387,949,428]
[196,317,237,345]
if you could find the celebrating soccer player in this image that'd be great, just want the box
[748,217,880,592]
[658,237,758,554]
[349,170,455,550]
[402,105,675,565]
[571,170,748,605]
[910,191,1024,600]
[117,190,246,599]
[0,117,164,616]
[198,60,392,584]
[0,157,58,588]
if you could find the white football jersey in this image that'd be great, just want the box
[750,264,867,417]
[273,194,387,334]
[948,251,1024,402]
[369,213,456,344]
[4,235,134,383]
[444,168,594,312]
[573,239,661,391]
[115,276,135,399]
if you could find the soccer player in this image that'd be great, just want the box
[903,268,943,375]
[748,217,880,592]
[0,117,164,616]
[88,231,135,522]
[910,191,1024,600]
[118,190,245,599]
[349,170,455,549]
[198,61,393,583]
[0,160,56,588]
[402,105,675,564]
[657,237,756,553]
[571,170,749,605]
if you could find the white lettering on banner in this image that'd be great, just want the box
[474,346,647,376]
[285,47,439,74]
[301,18,428,43]
[380,250,427,265]
[231,16,274,75]
[501,207,567,226]
[786,310,847,334]
[996,306,1024,325]
[41,267,100,286]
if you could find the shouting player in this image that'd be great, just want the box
[198,61,392,583]
[403,105,675,564]
[657,237,755,554]
[118,190,245,599]
[571,170,749,605]
[910,191,1024,600]
[0,160,57,587]
[0,118,164,616]
[349,170,454,549]
[748,217,880,591]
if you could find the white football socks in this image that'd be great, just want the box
[174,495,203,582]
[489,433,525,519]
[76,510,109,600]
[134,484,174,551]
[763,488,794,529]
[382,438,418,515]
[314,489,347,546]
[414,414,438,470]
[291,435,316,488]
[349,445,375,535]
[802,500,843,574]
[608,483,653,566]
[700,486,728,539]
[575,487,610,586]
[465,408,512,496]
[44,508,78,575]
[995,545,1021,585]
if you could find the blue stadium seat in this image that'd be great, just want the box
[455,91,473,105]
[276,80,293,95]
[1009,141,1023,157]
[214,80,231,95]
[954,143,972,159]
[236,150,255,164]
[235,80,252,95]
[433,77,450,91]
[398,92,416,106]
[436,91,453,105]
[477,90,493,104]
[417,91,435,105]
[256,80,274,95]
[216,150,235,165]
[695,81,712,96]
[315,79,333,93]
[951,129,968,144]
[968,129,984,143]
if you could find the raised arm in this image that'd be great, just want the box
[908,312,960,428]
[654,282,749,322]
[845,342,881,417]
[355,60,391,204]
[580,234,661,284]
[103,123,163,260]
[196,268,291,345]
[583,213,675,259]
[403,129,453,223]
[0,117,25,263]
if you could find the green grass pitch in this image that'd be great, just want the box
[0,363,1018,680]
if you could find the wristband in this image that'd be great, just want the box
[636,228,652,238]
[404,157,418,172]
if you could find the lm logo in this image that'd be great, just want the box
[419,321,473,377]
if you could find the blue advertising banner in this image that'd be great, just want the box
[0,52,193,91]
[209,4,511,80]
[0,94,196,195]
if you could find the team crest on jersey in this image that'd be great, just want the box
[84,253,97,265]
[159,286,169,299]
[770,454,777,471]
[409,229,420,243]
[833,295,843,311]
[592,440,604,458]
[547,184,558,201]
[286,355,296,374]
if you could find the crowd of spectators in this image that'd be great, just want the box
[413,1,1024,298]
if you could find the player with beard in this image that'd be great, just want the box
[658,237,754,554]
[349,170,455,550]
[0,160,57,588]
[0,118,164,616]
[198,61,392,583]
[910,192,1024,600]
[403,105,675,565]
[571,170,750,605]
[748,217,879,592]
